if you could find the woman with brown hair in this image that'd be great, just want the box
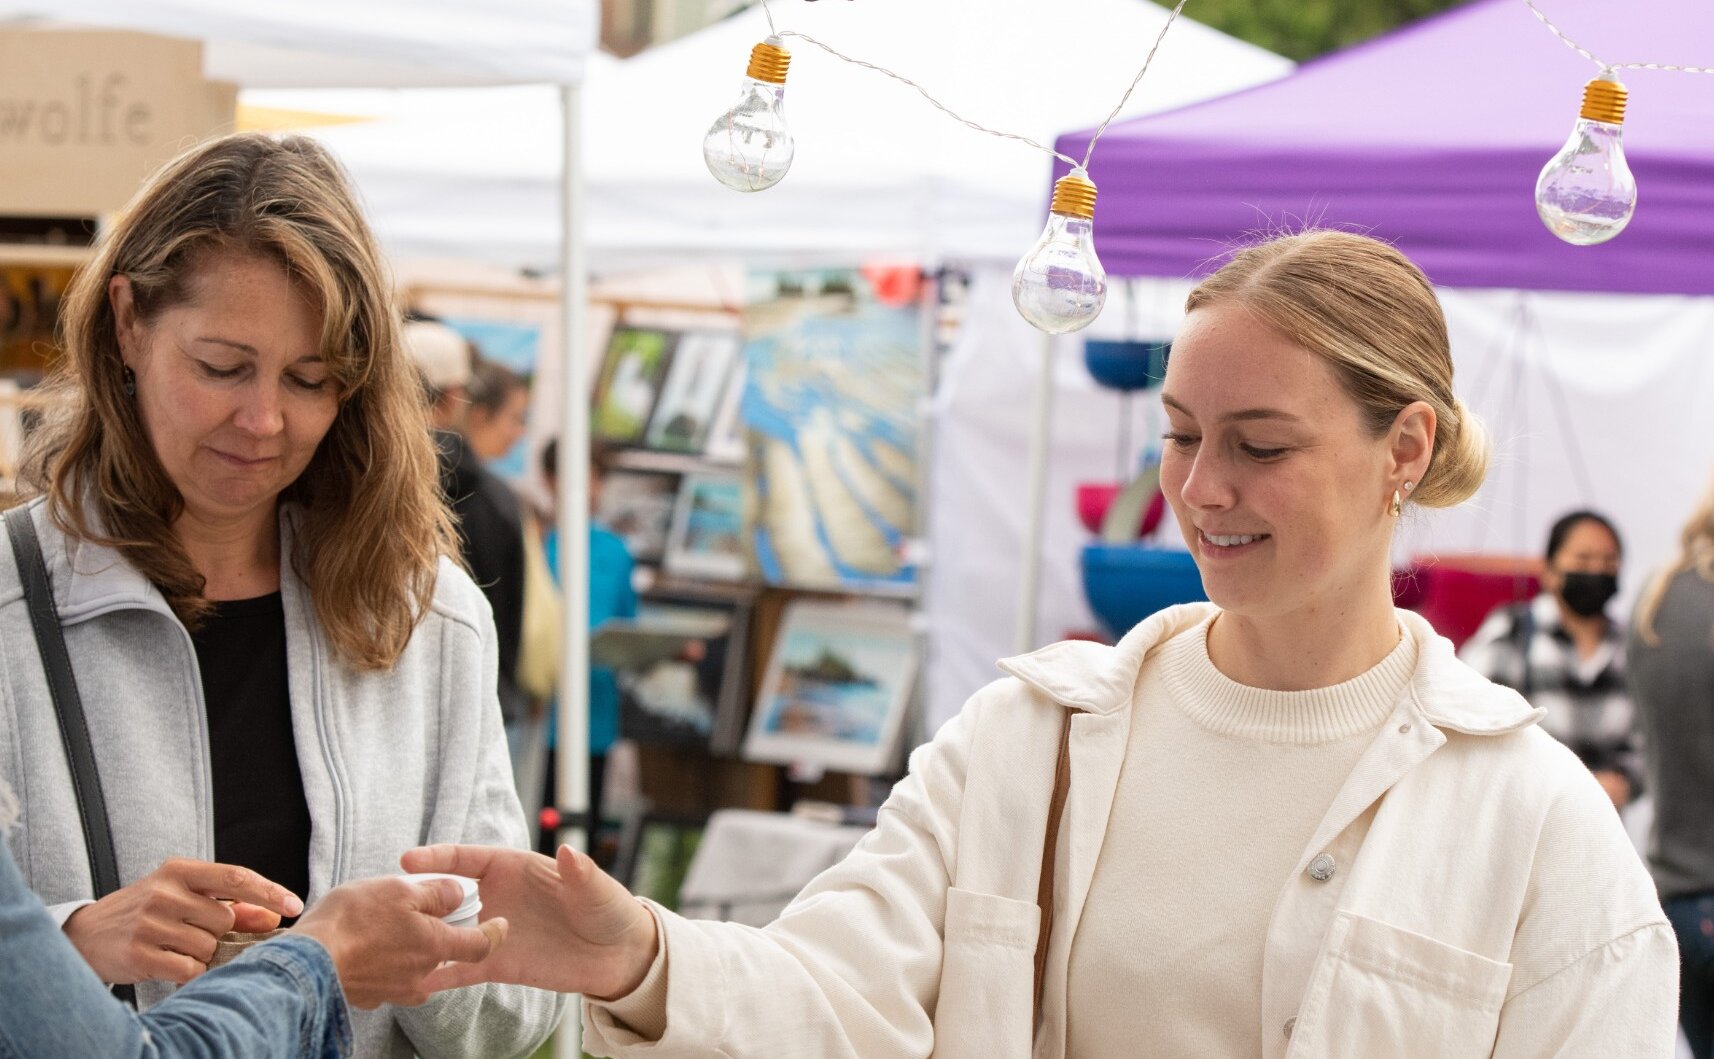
[0,133,564,1057]
[407,230,1675,1058]
[1631,475,1714,1058]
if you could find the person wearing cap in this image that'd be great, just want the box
[404,319,530,738]
[0,134,565,1057]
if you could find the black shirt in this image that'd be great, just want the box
[189,592,312,925]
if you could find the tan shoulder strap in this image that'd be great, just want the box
[1033,704,1075,1032]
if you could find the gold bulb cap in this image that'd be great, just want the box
[1050,171,1098,220]
[1580,76,1626,125]
[746,39,791,84]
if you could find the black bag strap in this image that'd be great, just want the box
[4,506,135,1005]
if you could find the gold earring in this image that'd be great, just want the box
[1389,489,1403,518]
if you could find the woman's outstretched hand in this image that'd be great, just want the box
[399,844,659,1000]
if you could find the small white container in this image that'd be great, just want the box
[403,872,482,929]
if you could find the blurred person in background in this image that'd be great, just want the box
[464,358,531,468]
[1631,475,1714,1059]
[3,133,564,1058]
[405,322,529,738]
[1462,510,1641,810]
[464,358,564,828]
[538,437,636,864]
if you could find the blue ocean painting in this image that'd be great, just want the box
[760,628,909,745]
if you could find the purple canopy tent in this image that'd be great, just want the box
[1053,0,1714,294]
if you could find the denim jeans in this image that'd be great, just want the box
[1667,892,1714,1059]
[0,836,350,1059]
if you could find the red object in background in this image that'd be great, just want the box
[1393,558,1541,649]
[1076,482,1167,538]
[1061,628,1113,645]
[860,262,925,307]
[538,806,561,832]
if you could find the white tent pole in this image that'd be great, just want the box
[1015,331,1056,653]
[554,78,590,1059]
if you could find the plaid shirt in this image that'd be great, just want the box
[1460,593,1643,793]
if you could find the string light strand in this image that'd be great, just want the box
[1524,0,1714,75]
[775,29,1080,168]
[1079,0,1189,170]
[754,0,1191,173]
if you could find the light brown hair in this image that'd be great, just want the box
[466,356,528,416]
[1185,230,1489,509]
[1636,473,1714,646]
[18,132,456,670]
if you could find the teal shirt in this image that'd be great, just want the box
[544,524,637,754]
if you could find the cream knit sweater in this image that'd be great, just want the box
[1067,614,1416,1057]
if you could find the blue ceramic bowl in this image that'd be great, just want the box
[1083,339,1170,393]
[1081,543,1206,638]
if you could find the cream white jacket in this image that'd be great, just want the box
[585,604,1678,1058]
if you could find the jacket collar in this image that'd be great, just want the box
[35,498,301,625]
[997,601,1543,737]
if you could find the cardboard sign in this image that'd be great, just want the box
[0,30,235,217]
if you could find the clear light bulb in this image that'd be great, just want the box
[703,37,794,193]
[1536,72,1636,246]
[1013,169,1107,334]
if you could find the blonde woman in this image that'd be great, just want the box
[410,231,1676,1057]
[1632,476,1714,1059]
[0,134,564,1058]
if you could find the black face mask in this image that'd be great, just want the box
[1559,572,1619,618]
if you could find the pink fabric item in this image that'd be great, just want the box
[1396,561,1540,649]
[1075,483,1167,538]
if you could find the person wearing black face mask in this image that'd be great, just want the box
[1461,510,1641,810]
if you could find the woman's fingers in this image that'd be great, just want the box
[403,877,469,920]
[174,891,239,937]
[155,919,221,966]
[418,960,490,995]
[440,917,508,966]
[169,859,303,918]
[401,844,499,879]
[148,945,212,986]
[227,901,284,934]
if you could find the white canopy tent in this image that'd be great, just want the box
[0,0,592,86]
[244,0,1291,268]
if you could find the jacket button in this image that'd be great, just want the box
[1307,852,1336,882]
[1283,1015,1297,1038]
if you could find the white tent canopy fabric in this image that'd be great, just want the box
[244,0,1291,267]
[0,0,596,87]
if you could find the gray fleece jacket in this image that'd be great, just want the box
[0,499,566,1058]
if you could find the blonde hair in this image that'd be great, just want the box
[1636,472,1714,646]
[18,132,457,671]
[1185,230,1489,509]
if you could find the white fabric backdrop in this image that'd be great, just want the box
[925,267,1714,733]
[0,0,597,87]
